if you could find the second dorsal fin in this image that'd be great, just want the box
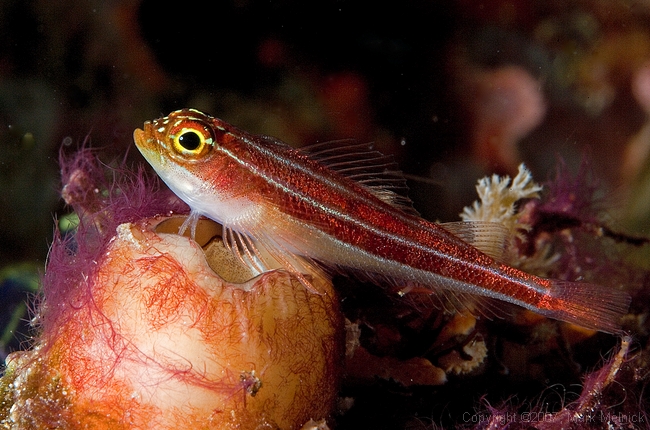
[300,140,419,216]
[440,221,511,261]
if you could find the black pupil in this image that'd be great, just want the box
[178,131,202,150]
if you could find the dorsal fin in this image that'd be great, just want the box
[440,221,511,261]
[300,140,419,216]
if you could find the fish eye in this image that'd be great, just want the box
[178,130,202,151]
[171,124,214,157]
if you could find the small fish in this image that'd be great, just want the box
[134,108,630,333]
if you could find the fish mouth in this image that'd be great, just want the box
[133,128,146,146]
[133,121,152,149]
[133,121,165,166]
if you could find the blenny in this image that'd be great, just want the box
[134,108,630,333]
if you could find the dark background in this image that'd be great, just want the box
[2,1,650,428]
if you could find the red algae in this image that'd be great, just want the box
[469,337,640,430]
[36,146,188,351]
[55,219,341,429]
[0,149,343,429]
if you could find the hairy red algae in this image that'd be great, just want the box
[467,337,650,430]
[1,147,343,429]
[42,147,186,328]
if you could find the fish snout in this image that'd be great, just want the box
[133,121,155,148]
[133,128,144,143]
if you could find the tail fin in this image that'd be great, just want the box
[539,281,631,334]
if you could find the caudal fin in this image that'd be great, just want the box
[539,281,631,334]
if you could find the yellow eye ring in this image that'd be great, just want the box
[172,127,213,156]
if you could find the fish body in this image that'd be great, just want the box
[134,108,629,333]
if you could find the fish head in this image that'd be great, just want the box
[133,108,223,170]
[133,108,228,211]
[134,109,260,225]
